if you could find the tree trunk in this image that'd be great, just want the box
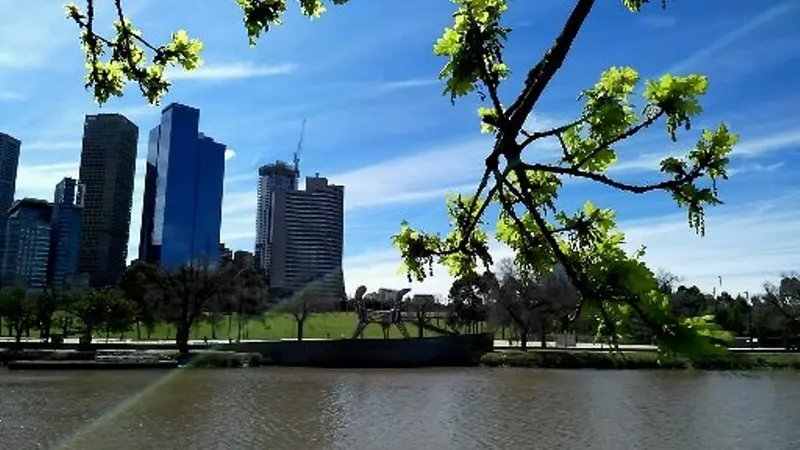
[296,319,305,341]
[136,322,142,340]
[520,331,528,351]
[211,322,217,340]
[540,322,547,348]
[227,314,233,338]
[14,326,23,343]
[176,325,191,355]
[417,320,424,338]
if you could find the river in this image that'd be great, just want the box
[0,368,798,449]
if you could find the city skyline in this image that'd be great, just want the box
[1,0,798,297]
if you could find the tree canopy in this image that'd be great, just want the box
[65,0,738,357]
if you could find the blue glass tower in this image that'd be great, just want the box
[50,177,83,287]
[139,103,225,268]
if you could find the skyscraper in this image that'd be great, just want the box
[49,177,83,287]
[2,198,52,289]
[138,103,225,268]
[269,174,345,299]
[78,113,138,287]
[255,161,298,275]
[0,132,21,267]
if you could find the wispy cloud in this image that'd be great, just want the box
[166,62,298,81]
[0,2,74,70]
[379,79,440,90]
[224,149,236,161]
[23,141,81,152]
[666,1,798,74]
[611,128,800,173]
[639,15,678,29]
[0,91,24,101]
[328,137,490,210]
[344,192,800,297]
[728,161,785,177]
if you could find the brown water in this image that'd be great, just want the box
[1,368,798,450]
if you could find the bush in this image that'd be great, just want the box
[479,350,800,370]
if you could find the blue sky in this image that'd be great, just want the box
[0,0,798,298]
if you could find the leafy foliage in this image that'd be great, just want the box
[65,0,741,356]
[66,0,349,104]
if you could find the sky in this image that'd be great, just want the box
[0,0,798,299]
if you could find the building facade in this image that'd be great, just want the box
[0,133,21,268]
[2,199,52,289]
[254,161,298,275]
[78,113,138,287]
[138,103,225,268]
[269,174,345,299]
[49,177,83,287]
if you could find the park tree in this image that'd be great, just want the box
[119,260,161,339]
[0,287,35,343]
[407,294,437,338]
[65,0,737,356]
[70,288,116,343]
[151,262,238,354]
[492,258,579,349]
[278,277,334,341]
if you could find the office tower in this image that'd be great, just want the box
[0,133,21,266]
[138,103,225,267]
[254,161,298,275]
[2,199,52,289]
[78,113,138,287]
[49,177,83,287]
[269,174,344,299]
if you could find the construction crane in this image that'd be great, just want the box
[293,118,306,176]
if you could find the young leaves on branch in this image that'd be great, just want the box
[66,0,349,105]
[392,0,738,356]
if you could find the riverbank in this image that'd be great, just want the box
[480,350,800,370]
[0,349,264,369]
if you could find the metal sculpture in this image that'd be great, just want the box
[352,286,411,339]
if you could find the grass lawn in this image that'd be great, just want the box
[135,312,437,341]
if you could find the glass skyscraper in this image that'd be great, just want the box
[139,103,225,268]
[0,132,21,269]
[50,177,83,287]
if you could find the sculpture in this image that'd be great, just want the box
[352,286,411,339]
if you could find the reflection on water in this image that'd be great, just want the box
[1,368,799,449]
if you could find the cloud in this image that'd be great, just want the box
[343,192,800,297]
[639,15,678,29]
[665,1,798,74]
[378,79,440,90]
[22,141,81,152]
[166,62,298,81]
[728,161,784,177]
[0,2,74,70]
[328,137,490,210]
[0,91,24,101]
[610,127,800,174]
[224,148,236,161]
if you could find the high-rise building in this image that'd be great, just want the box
[138,103,225,268]
[269,174,344,299]
[78,113,138,287]
[2,198,52,289]
[254,161,298,275]
[0,132,21,268]
[49,177,83,287]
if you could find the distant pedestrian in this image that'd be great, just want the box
[203,336,208,345]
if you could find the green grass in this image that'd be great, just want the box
[127,312,438,341]
[480,350,800,370]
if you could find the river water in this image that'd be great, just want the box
[0,368,798,449]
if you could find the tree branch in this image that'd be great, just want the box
[572,109,665,169]
[522,160,701,194]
